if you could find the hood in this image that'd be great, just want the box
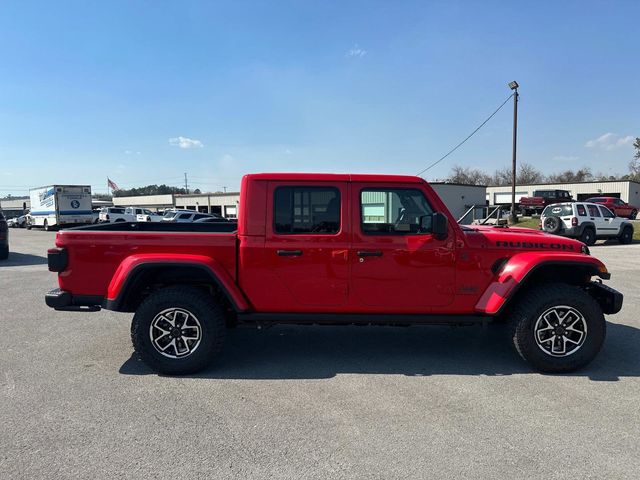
[462,225,586,253]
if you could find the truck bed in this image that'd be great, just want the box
[54,222,238,298]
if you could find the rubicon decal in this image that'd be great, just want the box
[495,241,575,251]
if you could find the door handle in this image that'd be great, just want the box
[357,250,383,257]
[277,249,302,257]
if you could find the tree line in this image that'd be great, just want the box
[447,137,640,186]
[112,184,202,197]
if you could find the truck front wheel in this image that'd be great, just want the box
[131,286,226,375]
[509,283,605,373]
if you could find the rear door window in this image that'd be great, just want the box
[587,205,601,217]
[274,186,341,234]
[178,213,192,220]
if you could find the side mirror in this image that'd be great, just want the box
[420,212,448,239]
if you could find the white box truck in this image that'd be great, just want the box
[29,185,94,231]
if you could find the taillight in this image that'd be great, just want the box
[47,247,68,272]
[571,217,578,226]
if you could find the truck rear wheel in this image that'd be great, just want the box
[509,283,605,373]
[131,286,226,375]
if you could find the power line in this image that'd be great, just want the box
[415,93,515,177]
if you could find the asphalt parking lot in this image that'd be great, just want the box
[1,229,639,479]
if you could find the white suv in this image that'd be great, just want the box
[541,202,634,245]
[99,207,157,223]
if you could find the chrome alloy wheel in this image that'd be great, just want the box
[534,306,587,357]
[149,308,202,358]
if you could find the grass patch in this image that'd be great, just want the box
[511,218,539,230]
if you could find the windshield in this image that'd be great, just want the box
[163,211,177,218]
[542,204,573,216]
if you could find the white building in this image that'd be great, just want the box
[430,182,487,223]
[486,180,640,206]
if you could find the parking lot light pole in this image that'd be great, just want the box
[508,81,519,224]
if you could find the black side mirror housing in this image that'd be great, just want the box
[420,212,448,239]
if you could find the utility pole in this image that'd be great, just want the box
[184,172,189,194]
[508,81,519,224]
[223,186,227,193]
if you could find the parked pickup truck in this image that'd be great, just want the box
[45,173,622,375]
[519,189,573,215]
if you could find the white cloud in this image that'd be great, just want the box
[218,154,235,166]
[346,44,367,58]
[169,136,204,149]
[553,155,579,162]
[124,150,141,155]
[585,133,634,150]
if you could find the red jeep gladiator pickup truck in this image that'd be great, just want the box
[45,173,622,375]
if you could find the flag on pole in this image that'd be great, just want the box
[107,178,119,191]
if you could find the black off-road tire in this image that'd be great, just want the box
[131,286,226,375]
[580,227,596,246]
[619,225,633,244]
[542,216,562,234]
[509,283,605,373]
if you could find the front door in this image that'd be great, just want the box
[350,184,456,311]
[598,205,619,237]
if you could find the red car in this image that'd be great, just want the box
[45,173,622,375]
[585,197,638,219]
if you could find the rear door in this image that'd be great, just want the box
[349,183,455,310]
[586,204,605,235]
[263,182,349,308]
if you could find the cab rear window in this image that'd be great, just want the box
[543,204,573,216]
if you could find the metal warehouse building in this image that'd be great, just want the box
[486,180,640,206]
[430,182,487,223]
[113,192,240,219]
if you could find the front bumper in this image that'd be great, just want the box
[45,288,102,312]
[587,282,623,315]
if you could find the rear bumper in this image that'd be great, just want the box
[45,288,102,312]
